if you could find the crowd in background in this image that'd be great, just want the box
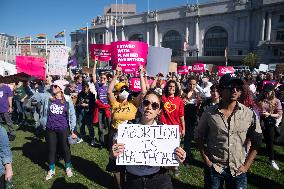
[0,64,284,189]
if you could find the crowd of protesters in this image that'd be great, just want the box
[0,64,284,189]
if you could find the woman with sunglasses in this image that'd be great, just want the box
[107,66,147,189]
[112,90,186,189]
[31,80,76,180]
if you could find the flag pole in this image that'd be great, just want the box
[115,0,118,41]
[148,0,150,14]
[87,23,90,68]
[64,29,66,46]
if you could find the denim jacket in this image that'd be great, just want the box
[0,125,13,177]
[31,92,76,132]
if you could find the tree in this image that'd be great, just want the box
[243,52,259,68]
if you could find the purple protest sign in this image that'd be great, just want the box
[111,41,148,74]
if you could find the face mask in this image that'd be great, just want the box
[119,90,129,100]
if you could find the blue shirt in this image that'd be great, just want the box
[0,125,12,177]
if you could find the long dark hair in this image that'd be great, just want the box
[163,80,180,97]
[143,89,163,109]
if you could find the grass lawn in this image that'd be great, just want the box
[4,124,284,189]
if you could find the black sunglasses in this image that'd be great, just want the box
[226,85,242,91]
[143,99,160,110]
[53,85,58,89]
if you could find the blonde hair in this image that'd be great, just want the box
[259,90,277,113]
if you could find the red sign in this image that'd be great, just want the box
[111,41,148,74]
[129,78,141,92]
[192,63,205,73]
[16,56,45,80]
[177,66,189,75]
[90,44,111,61]
[218,66,235,76]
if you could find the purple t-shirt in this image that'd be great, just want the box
[95,83,108,104]
[46,99,68,131]
[0,85,13,113]
[75,83,82,93]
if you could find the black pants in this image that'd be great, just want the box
[263,124,275,160]
[0,175,4,189]
[46,128,71,165]
[0,113,15,136]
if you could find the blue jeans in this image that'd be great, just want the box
[204,166,247,189]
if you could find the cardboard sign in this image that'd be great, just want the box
[177,66,189,75]
[276,64,284,74]
[90,44,111,61]
[259,64,268,72]
[16,56,45,80]
[111,41,148,74]
[192,63,205,73]
[129,78,141,92]
[146,46,172,77]
[116,124,180,166]
[48,47,69,75]
[218,66,235,76]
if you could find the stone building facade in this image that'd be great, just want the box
[71,0,284,66]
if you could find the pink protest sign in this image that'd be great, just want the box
[218,66,235,76]
[16,56,45,80]
[129,78,141,92]
[177,66,189,75]
[90,44,111,61]
[262,81,276,88]
[111,41,148,74]
[192,63,205,73]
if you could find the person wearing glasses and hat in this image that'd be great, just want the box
[107,66,147,189]
[30,80,77,180]
[195,74,262,189]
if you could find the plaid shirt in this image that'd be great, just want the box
[195,102,262,176]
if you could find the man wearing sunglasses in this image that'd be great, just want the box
[195,74,262,189]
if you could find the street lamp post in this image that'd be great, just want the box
[196,49,199,61]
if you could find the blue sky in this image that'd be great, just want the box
[0,0,209,46]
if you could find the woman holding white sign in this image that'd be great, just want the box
[112,90,186,189]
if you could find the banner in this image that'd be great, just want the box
[177,66,189,75]
[129,78,141,92]
[111,41,148,74]
[116,124,180,166]
[192,63,205,73]
[218,66,235,76]
[48,47,69,75]
[146,46,172,77]
[16,56,45,79]
[90,44,111,61]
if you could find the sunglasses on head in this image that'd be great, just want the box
[53,85,58,89]
[225,84,242,91]
[143,99,160,110]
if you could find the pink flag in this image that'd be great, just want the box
[129,78,141,92]
[90,44,111,61]
[218,66,235,76]
[192,63,205,73]
[111,41,148,74]
[177,66,189,75]
[16,56,45,80]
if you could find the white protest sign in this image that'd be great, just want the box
[146,46,172,77]
[116,124,180,166]
[48,47,69,75]
[259,64,268,72]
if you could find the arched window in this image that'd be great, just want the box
[204,26,228,56]
[129,34,144,42]
[162,30,182,57]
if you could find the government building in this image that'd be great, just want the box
[70,0,284,66]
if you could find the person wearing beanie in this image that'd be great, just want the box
[30,79,77,180]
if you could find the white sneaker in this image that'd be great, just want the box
[45,170,55,180]
[271,160,280,170]
[66,167,74,177]
[77,138,83,144]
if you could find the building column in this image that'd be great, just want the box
[246,14,250,41]
[267,12,272,41]
[261,12,266,41]
[233,17,238,42]
[185,23,189,43]
[147,28,150,45]
[195,17,200,51]
[92,33,96,44]
[154,23,158,47]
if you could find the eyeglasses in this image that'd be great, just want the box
[143,99,160,110]
[226,85,242,91]
[100,77,107,80]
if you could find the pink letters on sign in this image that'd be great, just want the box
[16,56,46,80]
[192,63,205,73]
[177,66,189,75]
[111,41,148,74]
[90,44,111,61]
[218,66,235,76]
[129,78,141,92]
